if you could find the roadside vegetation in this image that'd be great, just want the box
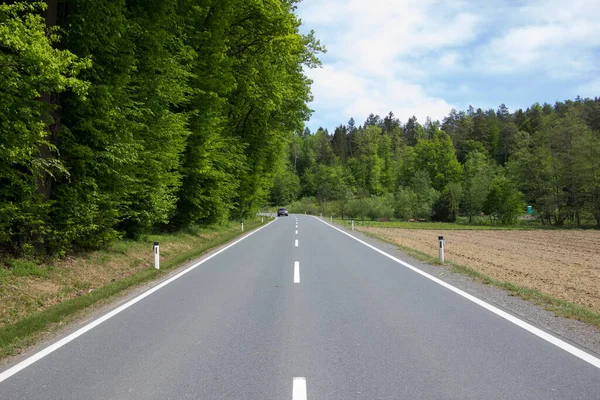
[335,218,533,230]
[1,0,318,359]
[273,99,600,229]
[0,218,267,360]
[344,223,600,329]
[0,1,323,259]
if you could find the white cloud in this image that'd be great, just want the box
[303,0,481,77]
[476,0,600,78]
[577,78,600,98]
[306,64,453,126]
[297,0,600,129]
[298,0,481,126]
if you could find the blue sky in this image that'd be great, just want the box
[296,0,600,132]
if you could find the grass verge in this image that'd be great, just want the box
[334,218,533,230]
[344,224,600,330]
[0,218,268,361]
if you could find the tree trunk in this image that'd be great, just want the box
[37,0,66,201]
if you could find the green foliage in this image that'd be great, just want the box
[462,150,496,222]
[0,0,322,255]
[394,188,418,220]
[5,259,48,278]
[286,196,319,215]
[483,176,525,224]
[281,98,600,226]
[0,1,89,254]
[432,182,462,222]
[271,168,301,206]
[414,127,463,191]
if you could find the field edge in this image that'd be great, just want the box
[343,224,600,331]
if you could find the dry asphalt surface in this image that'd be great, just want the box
[0,215,599,399]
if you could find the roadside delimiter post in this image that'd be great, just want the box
[154,242,160,270]
[241,222,244,232]
[438,236,444,264]
[352,220,354,231]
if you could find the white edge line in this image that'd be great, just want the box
[292,377,307,400]
[313,216,600,369]
[294,261,300,284]
[0,218,279,383]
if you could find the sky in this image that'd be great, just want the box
[296,0,600,132]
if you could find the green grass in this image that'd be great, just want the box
[0,218,267,360]
[334,218,535,230]
[353,227,600,330]
[3,259,50,278]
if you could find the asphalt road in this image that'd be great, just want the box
[1,215,599,399]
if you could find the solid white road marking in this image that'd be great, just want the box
[295,239,299,247]
[292,377,307,400]
[313,217,600,370]
[294,261,300,283]
[0,219,280,384]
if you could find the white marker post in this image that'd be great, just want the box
[261,216,264,223]
[352,220,354,231]
[330,215,333,223]
[241,222,244,232]
[154,242,160,270]
[438,236,445,264]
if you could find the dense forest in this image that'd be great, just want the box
[0,0,323,256]
[273,98,600,227]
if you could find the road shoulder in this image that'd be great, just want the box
[329,219,600,357]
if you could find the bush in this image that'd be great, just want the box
[483,177,524,224]
[432,183,462,222]
[286,197,319,215]
[395,188,418,220]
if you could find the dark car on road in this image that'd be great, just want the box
[277,208,289,217]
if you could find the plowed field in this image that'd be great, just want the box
[359,227,600,313]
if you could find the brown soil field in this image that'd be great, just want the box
[359,227,600,314]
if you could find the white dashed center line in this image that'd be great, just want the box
[294,261,300,283]
[295,239,298,247]
[295,230,298,234]
[292,377,307,400]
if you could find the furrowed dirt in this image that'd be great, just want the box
[359,227,600,314]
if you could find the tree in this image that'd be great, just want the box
[462,150,496,222]
[394,188,418,220]
[404,116,426,146]
[409,170,439,219]
[314,128,335,166]
[349,126,383,194]
[271,168,301,206]
[0,2,89,253]
[331,125,348,161]
[0,0,324,255]
[432,182,462,222]
[414,127,463,191]
[572,127,600,226]
[483,176,525,224]
[507,130,556,225]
